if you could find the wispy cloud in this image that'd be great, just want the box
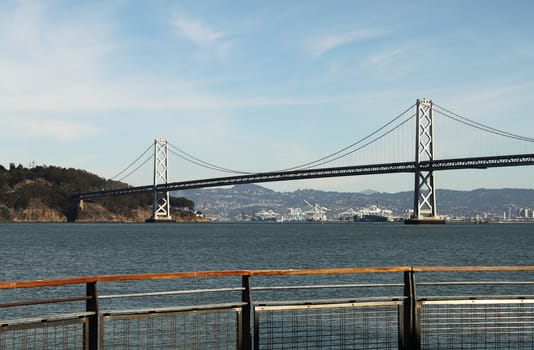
[362,47,408,70]
[2,117,103,142]
[0,1,116,106]
[2,0,45,51]
[171,13,233,57]
[310,28,388,57]
[441,81,534,120]
[172,15,226,46]
[0,1,114,145]
[1,3,364,116]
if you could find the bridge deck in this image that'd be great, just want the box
[73,153,534,200]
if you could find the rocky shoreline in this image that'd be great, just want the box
[0,199,206,223]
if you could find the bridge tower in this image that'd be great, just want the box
[147,139,174,222]
[406,99,445,224]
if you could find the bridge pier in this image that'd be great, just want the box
[406,99,445,224]
[146,139,175,223]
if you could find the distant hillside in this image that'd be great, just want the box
[0,164,196,222]
[3,163,532,222]
[178,184,534,220]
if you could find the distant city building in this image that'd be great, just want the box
[253,209,278,221]
[285,208,306,222]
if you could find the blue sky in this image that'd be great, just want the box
[1,0,534,193]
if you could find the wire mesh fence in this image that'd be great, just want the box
[1,267,534,349]
[101,307,241,349]
[420,299,534,349]
[255,301,401,350]
[0,317,87,350]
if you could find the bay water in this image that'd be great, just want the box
[1,222,532,281]
[0,222,532,319]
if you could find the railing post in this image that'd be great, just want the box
[86,282,99,350]
[241,275,253,350]
[402,270,420,350]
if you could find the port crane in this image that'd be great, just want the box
[304,200,329,222]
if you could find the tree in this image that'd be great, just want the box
[170,196,195,211]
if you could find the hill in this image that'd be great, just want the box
[0,164,196,222]
[178,184,534,221]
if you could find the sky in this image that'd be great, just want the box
[1,0,534,193]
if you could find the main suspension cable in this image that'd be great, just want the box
[110,143,154,181]
[301,113,416,169]
[278,103,416,171]
[116,153,154,183]
[166,103,416,175]
[434,104,534,143]
[168,143,252,174]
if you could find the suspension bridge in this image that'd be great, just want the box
[73,99,534,223]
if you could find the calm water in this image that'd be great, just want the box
[1,222,533,320]
[1,222,532,282]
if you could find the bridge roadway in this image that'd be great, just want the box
[73,153,534,200]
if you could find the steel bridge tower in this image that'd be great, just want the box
[406,99,445,224]
[148,139,173,222]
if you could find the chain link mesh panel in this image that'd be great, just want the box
[101,307,241,349]
[420,299,534,349]
[255,301,401,349]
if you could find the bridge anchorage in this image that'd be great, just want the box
[405,98,445,224]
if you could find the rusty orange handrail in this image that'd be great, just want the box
[1,266,533,290]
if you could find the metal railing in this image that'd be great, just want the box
[1,266,533,349]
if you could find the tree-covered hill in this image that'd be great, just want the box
[0,163,196,222]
